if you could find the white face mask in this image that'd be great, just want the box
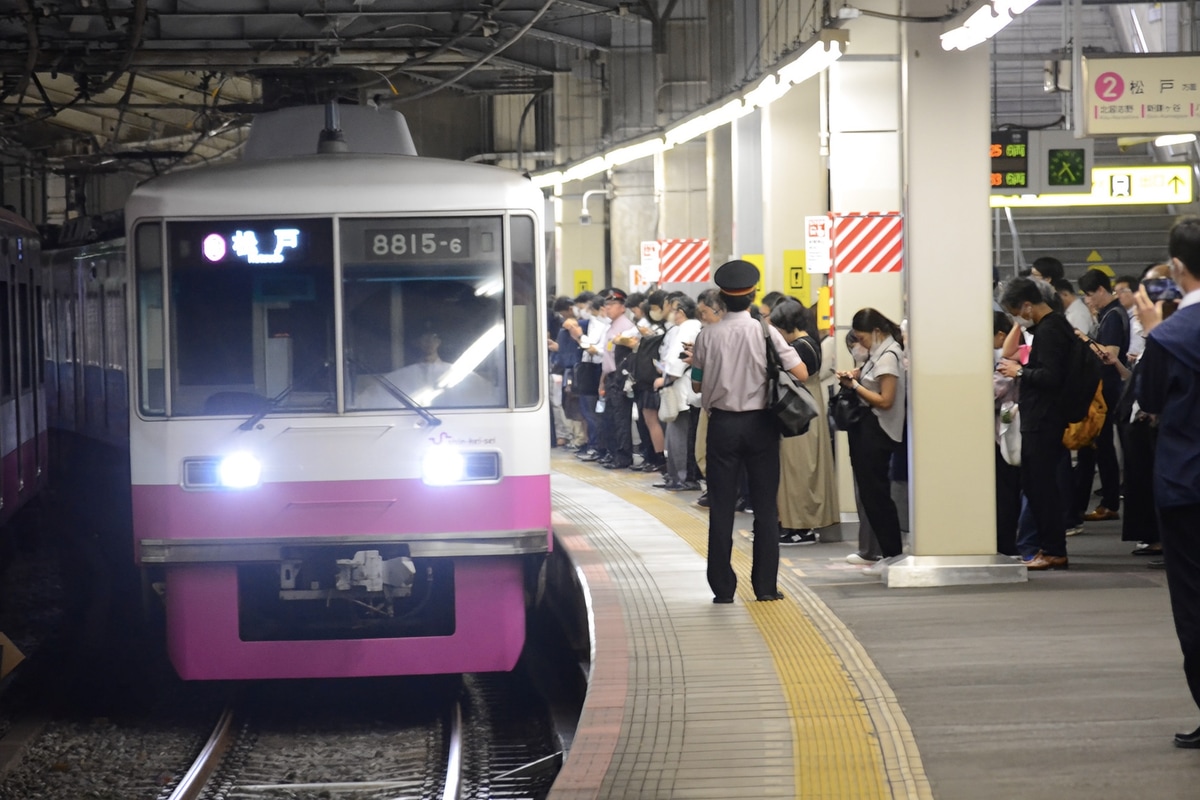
[994,347,1004,363]
[851,344,869,364]
[649,308,665,322]
[1015,314,1033,329]
[664,316,676,329]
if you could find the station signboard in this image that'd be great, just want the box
[990,165,1193,208]
[1082,54,1200,135]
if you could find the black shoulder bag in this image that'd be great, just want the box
[762,321,820,437]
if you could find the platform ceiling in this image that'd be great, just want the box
[0,0,1150,181]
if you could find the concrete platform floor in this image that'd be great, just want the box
[790,518,1196,800]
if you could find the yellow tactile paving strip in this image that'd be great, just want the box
[557,458,931,800]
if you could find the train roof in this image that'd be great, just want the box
[126,154,544,221]
[0,206,39,237]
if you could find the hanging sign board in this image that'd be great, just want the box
[1082,55,1200,135]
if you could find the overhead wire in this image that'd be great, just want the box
[384,0,557,105]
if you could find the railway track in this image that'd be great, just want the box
[159,673,558,800]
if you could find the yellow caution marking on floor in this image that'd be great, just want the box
[557,457,932,800]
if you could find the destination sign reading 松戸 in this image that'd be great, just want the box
[1083,54,1200,135]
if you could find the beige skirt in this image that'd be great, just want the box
[777,374,839,529]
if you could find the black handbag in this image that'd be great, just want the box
[830,385,868,431]
[572,361,602,395]
[762,321,820,437]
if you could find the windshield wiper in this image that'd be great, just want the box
[239,361,334,431]
[345,355,442,427]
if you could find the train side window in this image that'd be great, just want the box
[0,280,11,398]
[509,215,539,409]
[18,282,31,391]
[135,222,166,415]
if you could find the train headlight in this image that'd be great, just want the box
[217,452,262,489]
[422,446,466,486]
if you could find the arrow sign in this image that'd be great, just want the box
[1170,175,1184,193]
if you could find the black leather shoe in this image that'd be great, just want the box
[667,481,701,492]
[712,596,734,604]
[604,461,632,470]
[696,492,709,508]
[756,591,785,602]
[655,480,683,490]
[1174,726,1200,748]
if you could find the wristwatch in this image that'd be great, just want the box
[1016,366,1024,378]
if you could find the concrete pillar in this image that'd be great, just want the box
[884,0,1024,586]
[761,79,826,302]
[611,160,658,290]
[707,126,734,268]
[661,141,708,240]
[732,110,765,257]
[827,20,905,523]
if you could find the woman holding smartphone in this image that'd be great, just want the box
[836,308,907,572]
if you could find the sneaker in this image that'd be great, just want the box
[863,554,902,576]
[780,529,819,545]
[1065,525,1084,537]
[845,552,879,566]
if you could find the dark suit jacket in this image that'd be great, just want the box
[1018,311,1074,434]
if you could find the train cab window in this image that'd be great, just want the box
[134,222,166,414]
[340,217,508,411]
[509,215,540,409]
[158,219,336,417]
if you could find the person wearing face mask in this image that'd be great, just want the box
[835,309,907,574]
[655,294,703,490]
[997,277,1076,570]
[1133,217,1200,749]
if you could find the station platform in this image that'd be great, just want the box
[546,450,1198,799]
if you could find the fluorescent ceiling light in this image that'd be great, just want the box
[777,36,845,85]
[530,28,847,185]
[1155,133,1197,147]
[941,2,1013,51]
[606,136,667,167]
[665,98,748,146]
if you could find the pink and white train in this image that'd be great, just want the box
[0,208,47,531]
[43,106,551,680]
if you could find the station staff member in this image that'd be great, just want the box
[691,260,808,604]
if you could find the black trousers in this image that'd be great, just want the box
[686,403,702,482]
[602,372,633,467]
[1121,419,1159,544]
[705,409,781,599]
[995,444,1022,556]
[1021,427,1068,558]
[847,413,903,558]
[1161,503,1200,715]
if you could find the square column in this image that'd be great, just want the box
[886,2,1024,586]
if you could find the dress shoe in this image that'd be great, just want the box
[1132,543,1163,556]
[604,460,632,470]
[1083,506,1120,522]
[1174,726,1200,748]
[655,480,683,490]
[1024,552,1069,570]
[668,480,702,492]
[696,492,710,508]
[598,454,614,465]
[756,591,785,602]
[712,596,734,604]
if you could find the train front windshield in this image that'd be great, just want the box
[134,215,539,417]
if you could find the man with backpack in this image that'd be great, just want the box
[998,277,1078,570]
